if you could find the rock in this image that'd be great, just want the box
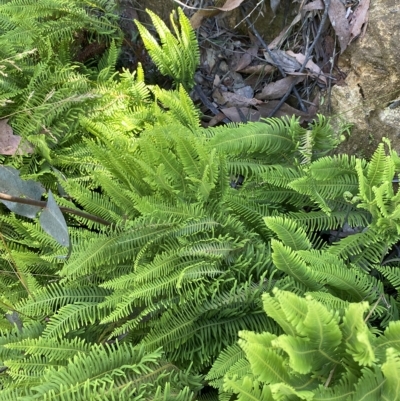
[379,107,400,137]
[133,0,175,25]
[325,0,400,157]
[234,85,254,98]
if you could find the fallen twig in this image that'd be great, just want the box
[0,193,111,226]
[194,84,232,123]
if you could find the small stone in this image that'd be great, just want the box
[219,61,229,73]
[194,72,204,84]
[234,85,254,99]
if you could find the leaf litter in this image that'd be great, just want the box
[179,0,369,125]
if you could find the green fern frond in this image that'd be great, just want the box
[298,249,383,300]
[350,366,384,401]
[307,153,360,180]
[258,165,304,188]
[376,265,400,291]
[381,348,400,401]
[251,183,310,207]
[286,209,370,232]
[238,330,288,382]
[270,239,322,291]
[20,343,195,401]
[305,291,350,312]
[341,302,375,366]
[225,194,273,240]
[206,344,245,382]
[0,322,44,361]
[290,174,359,214]
[375,321,400,356]
[15,284,110,318]
[305,114,338,157]
[41,301,107,339]
[328,227,389,267]
[4,4,400,396]
[223,375,272,401]
[152,85,200,129]
[312,372,357,400]
[96,40,119,82]
[5,336,90,362]
[0,0,120,52]
[264,216,312,251]
[135,8,199,89]
[367,143,389,187]
[57,179,125,227]
[59,217,181,279]
[267,290,343,376]
[207,119,297,157]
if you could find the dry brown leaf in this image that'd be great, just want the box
[257,101,313,121]
[216,0,245,11]
[213,75,221,87]
[0,119,33,156]
[235,46,258,72]
[190,8,220,29]
[212,88,227,105]
[321,35,335,73]
[213,89,262,107]
[268,30,286,50]
[348,0,370,44]
[263,50,300,72]
[204,48,219,73]
[286,50,327,84]
[328,0,351,53]
[255,76,305,100]
[190,0,245,28]
[236,64,276,75]
[302,0,324,11]
[221,107,261,122]
[207,113,228,127]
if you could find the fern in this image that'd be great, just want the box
[211,289,400,400]
[135,8,199,90]
[4,343,201,400]
[2,3,400,400]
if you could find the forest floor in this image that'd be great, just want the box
[120,0,369,133]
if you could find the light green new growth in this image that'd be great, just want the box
[135,8,200,89]
[209,289,400,401]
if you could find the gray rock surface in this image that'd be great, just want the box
[327,0,400,157]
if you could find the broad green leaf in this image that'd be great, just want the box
[0,166,44,218]
[39,190,69,247]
